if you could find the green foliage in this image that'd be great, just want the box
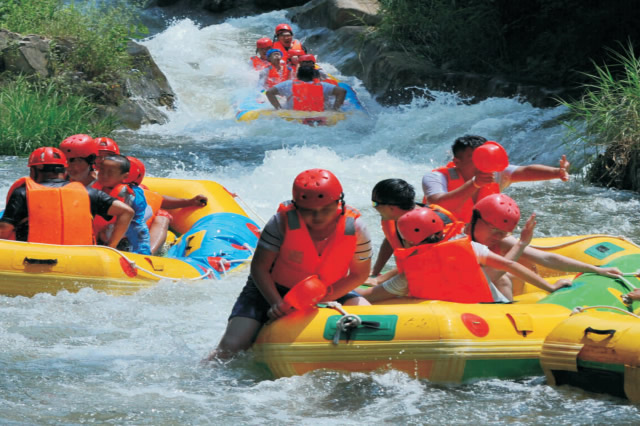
[0,76,116,155]
[560,42,640,186]
[377,0,640,86]
[0,0,148,80]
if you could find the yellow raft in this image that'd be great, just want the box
[253,234,640,386]
[541,308,640,402]
[0,177,260,297]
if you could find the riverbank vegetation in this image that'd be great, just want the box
[0,0,146,155]
[377,0,640,88]
[561,43,640,190]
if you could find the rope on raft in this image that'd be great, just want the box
[571,305,640,319]
[530,234,640,250]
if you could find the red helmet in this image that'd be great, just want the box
[28,147,68,168]
[59,134,97,159]
[124,156,146,185]
[275,23,293,35]
[287,49,305,58]
[397,207,445,246]
[299,54,316,63]
[256,37,272,49]
[474,194,520,232]
[292,169,343,209]
[94,137,120,155]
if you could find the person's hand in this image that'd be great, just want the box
[267,301,293,321]
[558,155,570,182]
[519,213,536,246]
[624,288,640,303]
[365,275,380,286]
[595,266,622,278]
[473,171,495,187]
[190,194,208,207]
[551,278,572,291]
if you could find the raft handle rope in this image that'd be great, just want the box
[571,305,640,319]
[228,191,267,226]
[529,234,640,250]
[215,243,255,278]
[26,241,218,281]
[325,301,380,345]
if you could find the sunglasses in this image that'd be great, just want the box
[371,200,401,208]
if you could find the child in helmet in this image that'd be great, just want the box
[59,134,99,187]
[208,169,372,360]
[92,154,151,254]
[469,194,622,300]
[358,207,570,304]
[250,37,272,70]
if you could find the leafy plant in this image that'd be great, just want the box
[560,42,640,186]
[0,76,116,155]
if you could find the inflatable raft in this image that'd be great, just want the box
[252,235,640,385]
[0,177,260,297]
[235,82,366,126]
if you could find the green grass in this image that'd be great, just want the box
[560,42,640,186]
[0,0,147,80]
[0,76,116,155]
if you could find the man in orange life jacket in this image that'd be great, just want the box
[265,64,346,112]
[208,169,372,360]
[366,178,456,286]
[468,194,622,300]
[271,23,305,62]
[0,147,133,247]
[59,133,99,187]
[357,207,568,304]
[422,135,571,223]
[257,48,292,89]
[249,37,272,71]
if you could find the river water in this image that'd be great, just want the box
[1,8,640,425]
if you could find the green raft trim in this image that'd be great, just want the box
[323,315,398,342]
[584,241,625,260]
[461,358,542,381]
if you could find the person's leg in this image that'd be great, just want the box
[149,215,171,255]
[207,317,262,361]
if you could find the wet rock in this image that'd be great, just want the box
[291,0,380,29]
[0,30,51,77]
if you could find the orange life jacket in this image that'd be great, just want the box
[5,177,94,245]
[292,79,325,112]
[270,201,360,288]
[91,182,134,237]
[430,163,500,223]
[394,231,494,303]
[272,40,303,62]
[142,188,163,228]
[250,56,269,70]
[380,204,459,251]
[265,64,292,88]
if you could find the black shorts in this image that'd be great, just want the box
[228,276,361,324]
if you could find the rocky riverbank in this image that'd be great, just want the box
[0,29,175,130]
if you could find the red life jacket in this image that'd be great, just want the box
[272,40,303,62]
[91,182,134,238]
[265,64,292,88]
[5,177,94,245]
[270,201,360,288]
[250,56,269,70]
[292,79,325,112]
[380,204,459,251]
[430,163,500,223]
[394,230,494,303]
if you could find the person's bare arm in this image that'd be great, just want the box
[105,200,134,248]
[371,238,393,276]
[330,86,347,110]
[511,155,570,183]
[484,251,569,293]
[161,194,207,209]
[0,222,15,240]
[266,87,282,109]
